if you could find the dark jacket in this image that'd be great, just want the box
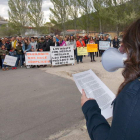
[9,51,16,56]
[50,42,59,46]
[45,40,51,51]
[0,49,9,59]
[5,42,11,51]
[82,77,140,140]
[37,41,46,51]
[113,39,120,48]
[16,46,23,55]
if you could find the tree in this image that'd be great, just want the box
[77,0,92,33]
[67,0,80,34]
[28,0,44,33]
[8,0,29,35]
[50,0,69,37]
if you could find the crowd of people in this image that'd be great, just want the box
[0,34,120,71]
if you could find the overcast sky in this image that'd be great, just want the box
[0,0,53,22]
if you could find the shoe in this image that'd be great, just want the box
[12,67,14,70]
[6,67,9,70]
[77,62,79,64]
[93,60,96,62]
[26,66,30,69]
[80,61,83,63]
[2,68,5,71]
[21,66,22,68]
[14,67,17,69]
[91,60,93,62]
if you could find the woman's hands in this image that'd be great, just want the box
[81,89,94,107]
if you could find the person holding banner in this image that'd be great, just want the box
[51,37,59,46]
[9,47,17,70]
[76,37,86,64]
[59,37,66,46]
[88,37,96,62]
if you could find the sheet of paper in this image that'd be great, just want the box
[72,69,115,119]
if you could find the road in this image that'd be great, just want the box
[0,68,83,140]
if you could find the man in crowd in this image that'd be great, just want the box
[30,37,37,52]
[5,37,11,51]
[55,34,59,42]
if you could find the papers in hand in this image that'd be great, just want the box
[72,69,115,119]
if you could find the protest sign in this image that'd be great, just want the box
[99,41,111,50]
[77,47,88,56]
[87,44,98,52]
[3,55,17,66]
[25,52,51,65]
[50,46,75,66]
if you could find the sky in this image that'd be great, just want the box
[0,0,53,22]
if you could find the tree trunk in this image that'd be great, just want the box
[99,18,102,33]
[116,24,119,36]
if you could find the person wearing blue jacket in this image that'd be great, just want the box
[22,39,32,53]
[22,39,31,68]
[81,18,140,140]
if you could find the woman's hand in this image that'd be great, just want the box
[81,89,94,107]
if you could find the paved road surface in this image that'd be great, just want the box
[0,68,83,140]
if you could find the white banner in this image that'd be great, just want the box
[25,52,51,65]
[3,55,17,66]
[50,46,75,66]
[99,41,111,50]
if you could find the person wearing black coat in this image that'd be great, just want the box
[50,38,60,46]
[5,38,11,51]
[45,37,51,51]
[113,36,120,48]
[36,38,47,52]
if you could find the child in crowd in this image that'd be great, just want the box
[9,47,17,70]
[0,45,9,71]
[15,42,23,68]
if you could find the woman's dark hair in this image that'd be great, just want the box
[118,18,140,94]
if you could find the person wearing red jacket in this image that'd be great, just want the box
[76,37,86,64]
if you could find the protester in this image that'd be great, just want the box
[88,37,96,62]
[76,37,86,64]
[0,45,9,71]
[30,37,37,52]
[95,36,100,57]
[5,38,11,51]
[64,37,70,46]
[113,36,120,48]
[81,18,140,140]
[59,37,66,46]
[22,39,31,68]
[55,35,59,42]
[15,42,24,68]
[37,38,45,52]
[51,38,59,46]
[9,47,17,69]
[45,36,51,51]
[70,36,76,59]
[11,37,17,49]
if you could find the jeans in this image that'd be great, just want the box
[2,59,8,68]
[90,52,95,61]
[16,54,23,67]
[77,56,83,63]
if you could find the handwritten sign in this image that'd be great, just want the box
[77,47,88,56]
[87,44,98,52]
[25,52,51,65]
[3,55,17,66]
[99,41,110,50]
[50,46,75,66]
